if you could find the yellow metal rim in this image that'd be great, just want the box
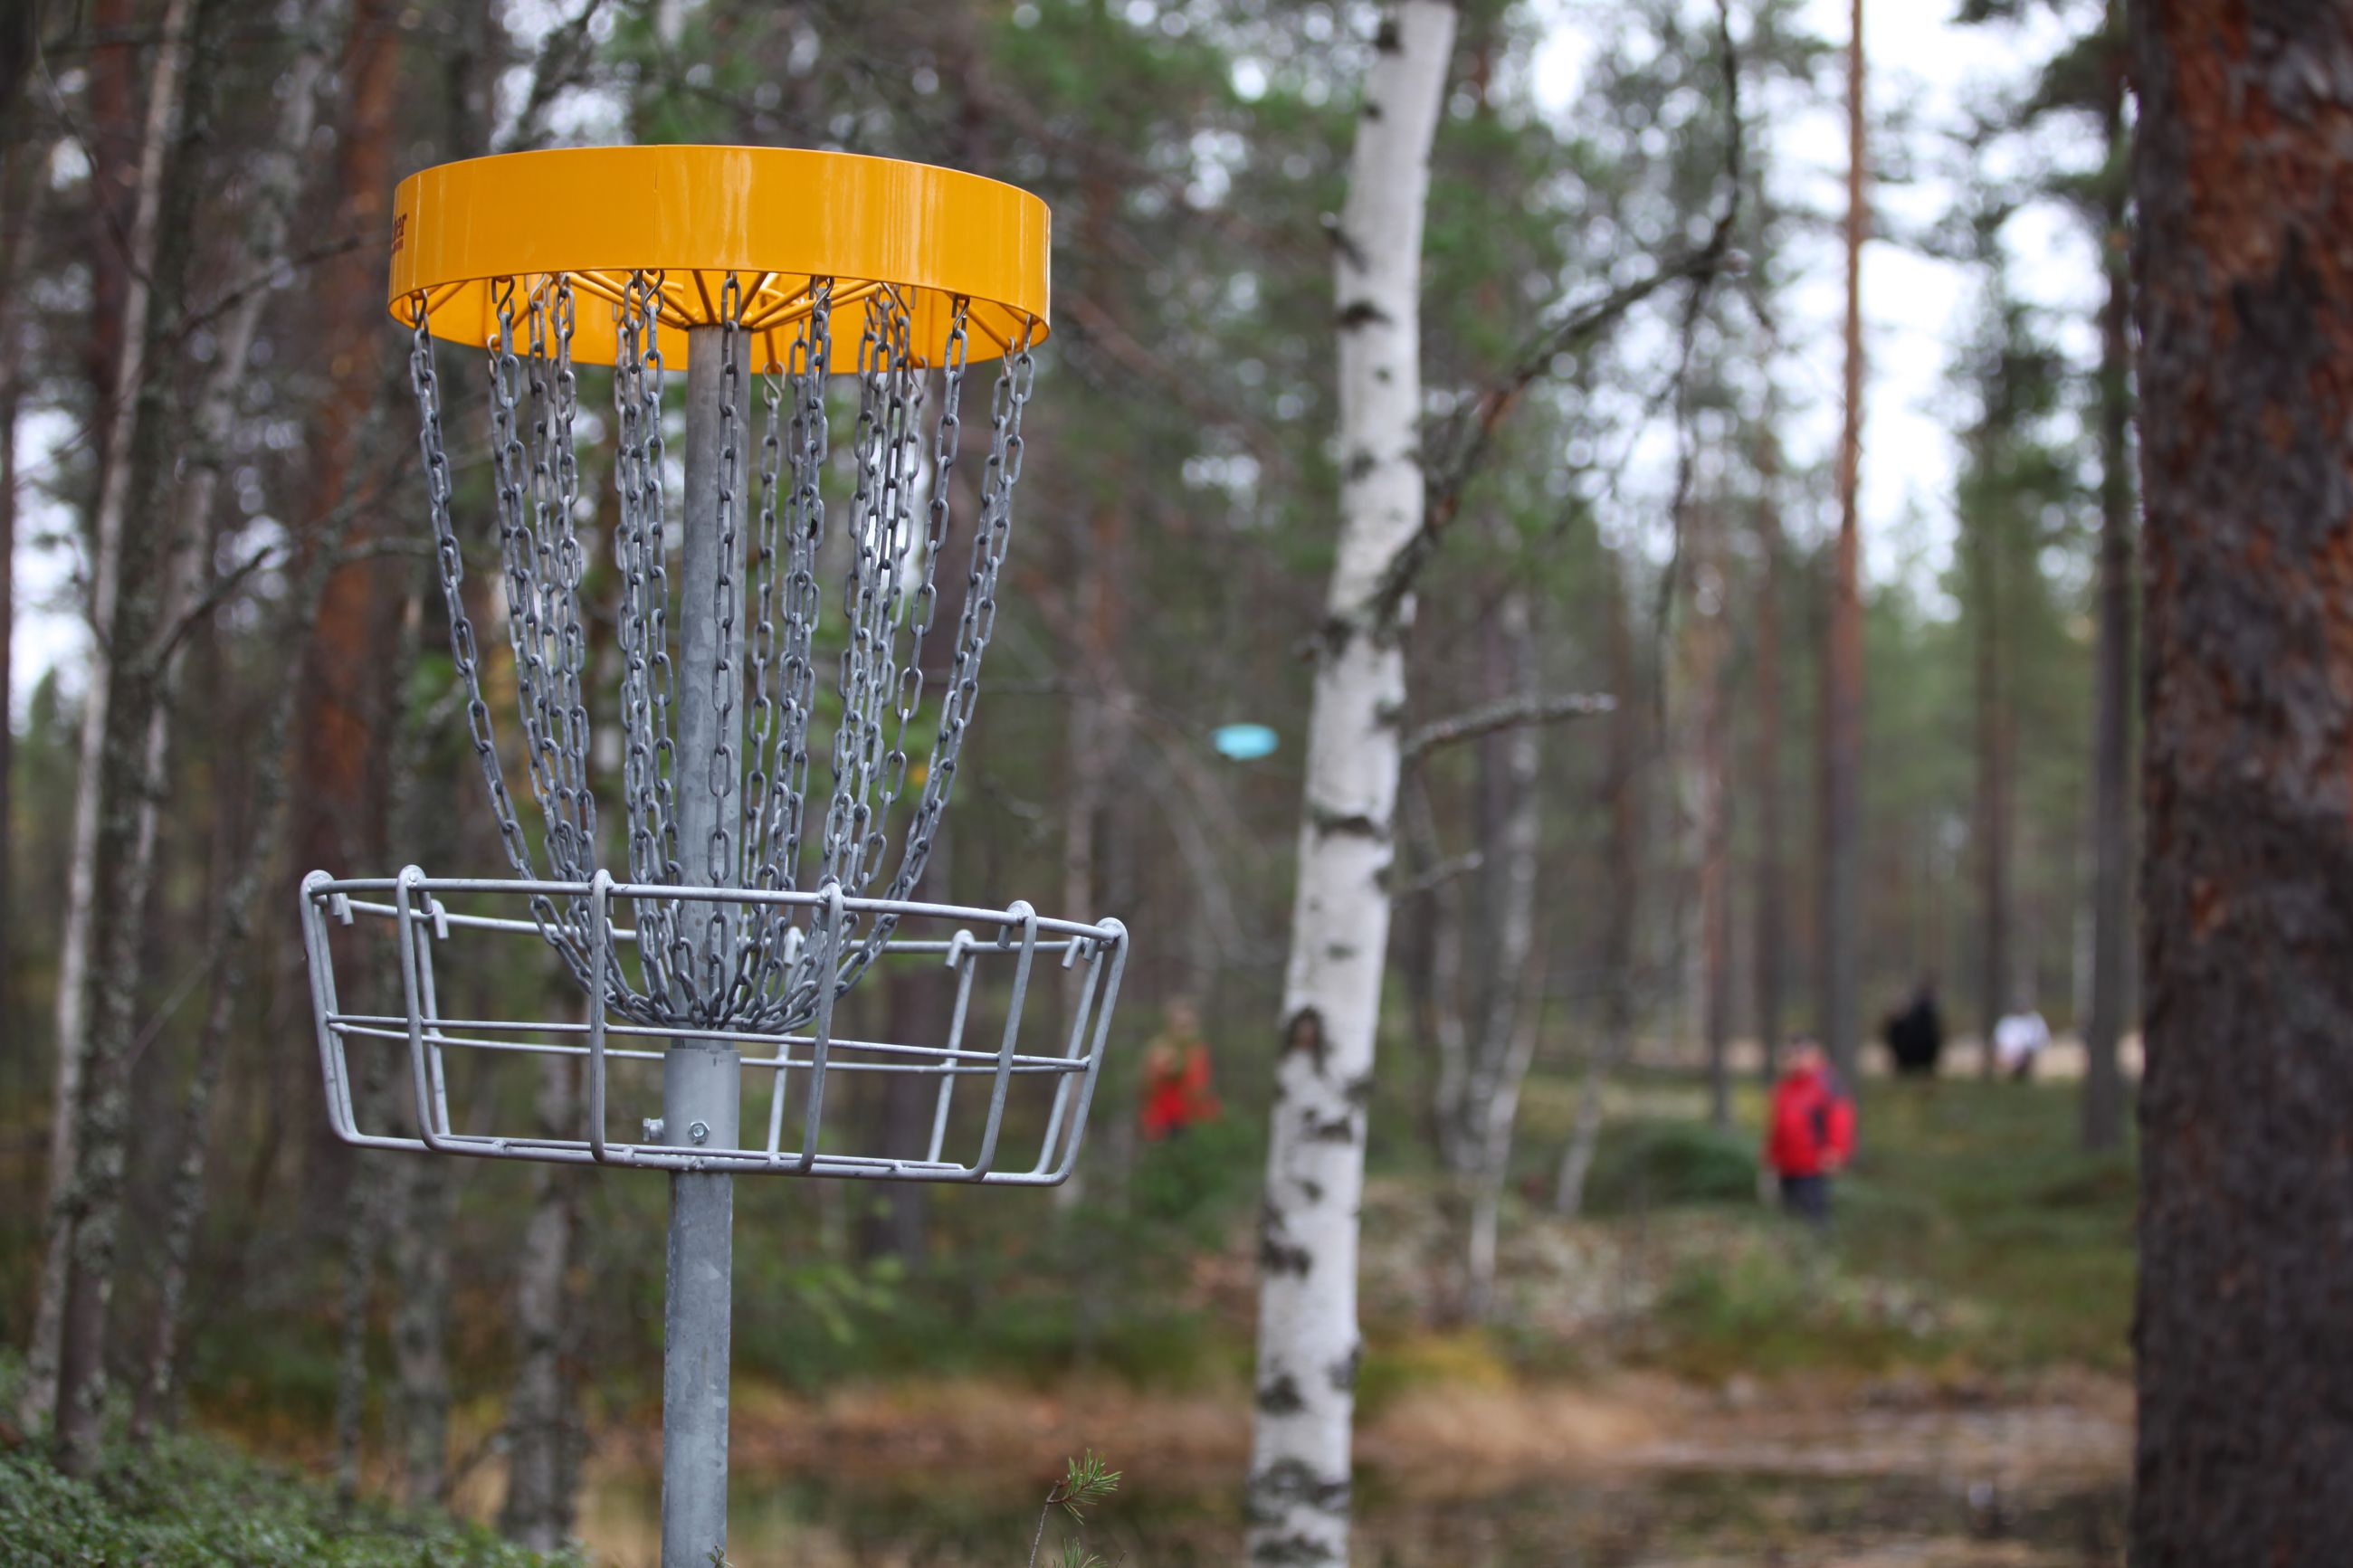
[387,146,1052,370]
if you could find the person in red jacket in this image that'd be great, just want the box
[1138,1001,1222,1141]
[1764,1037,1855,1224]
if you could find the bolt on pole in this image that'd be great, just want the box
[662,321,749,1568]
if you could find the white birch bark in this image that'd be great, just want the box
[22,0,193,1430]
[1244,5,1455,1562]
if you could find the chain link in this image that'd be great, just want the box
[406,272,1038,1031]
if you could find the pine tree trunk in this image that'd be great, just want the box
[127,0,342,1441]
[1556,557,1641,1217]
[1244,5,1454,1562]
[1821,0,1867,1083]
[501,1055,582,1545]
[2129,5,2353,1563]
[386,1155,454,1504]
[52,0,213,1475]
[24,0,190,1432]
[2080,0,2133,1150]
[1460,586,1542,1320]
[1693,508,1733,1127]
[1974,523,2013,1073]
[1752,410,1786,1081]
[0,138,38,1045]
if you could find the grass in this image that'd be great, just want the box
[0,1422,578,1567]
[1615,1074,2138,1380]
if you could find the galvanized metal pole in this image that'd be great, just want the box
[662,322,748,1568]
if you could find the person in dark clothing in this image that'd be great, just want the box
[1882,979,1946,1078]
[1764,1039,1856,1225]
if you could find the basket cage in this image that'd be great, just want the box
[302,870,1126,1183]
[300,261,1127,1178]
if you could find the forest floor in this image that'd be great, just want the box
[561,1076,2137,1564]
[29,1073,2125,1563]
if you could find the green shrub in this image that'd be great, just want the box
[1578,1117,1761,1214]
[0,1429,579,1567]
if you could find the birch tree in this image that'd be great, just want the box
[1243,5,1456,1561]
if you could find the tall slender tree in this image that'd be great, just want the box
[1751,393,1786,1079]
[2129,4,2353,1563]
[2079,0,2133,1150]
[1821,0,1866,1081]
[53,0,217,1477]
[23,0,186,1430]
[1244,5,1455,1561]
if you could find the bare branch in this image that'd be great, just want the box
[500,0,609,153]
[1373,0,1749,630]
[1404,690,1615,765]
[1396,850,1485,899]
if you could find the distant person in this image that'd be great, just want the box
[1882,979,1946,1078]
[1763,1038,1855,1225]
[1139,1000,1222,1141]
[1992,1008,2052,1081]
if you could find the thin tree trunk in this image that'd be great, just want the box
[0,135,41,1042]
[1692,508,1732,1127]
[1974,520,2013,1073]
[332,1046,391,1500]
[389,1155,455,1504]
[2080,0,2132,1151]
[1752,404,1786,1081]
[51,0,214,1476]
[2129,5,2353,1563]
[1557,556,1641,1217]
[24,0,191,1432]
[308,5,403,1495]
[1055,505,1126,1212]
[1245,6,1453,1562]
[1821,0,1867,1083]
[122,6,345,1442]
[501,1055,581,1545]
[1461,586,1541,1321]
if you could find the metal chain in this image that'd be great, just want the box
[413,270,1038,1033]
[408,297,593,995]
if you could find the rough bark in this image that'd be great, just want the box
[1556,557,1641,1217]
[2080,0,2133,1150]
[1055,504,1128,1212]
[122,5,344,1442]
[51,0,212,1475]
[1751,404,1786,1080]
[1973,514,2015,1069]
[24,0,189,1431]
[500,1055,583,1545]
[0,137,38,1041]
[292,0,402,890]
[1691,508,1732,1127]
[0,135,42,1048]
[1459,588,1541,1320]
[2129,5,2353,1563]
[308,4,403,1496]
[1245,5,1455,1562]
[1821,0,1867,1082]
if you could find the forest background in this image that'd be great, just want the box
[0,0,2150,1563]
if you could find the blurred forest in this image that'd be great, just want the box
[0,0,2160,1563]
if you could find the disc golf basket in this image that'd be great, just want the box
[296,147,1128,1566]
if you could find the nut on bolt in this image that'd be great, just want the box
[689,1120,711,1145]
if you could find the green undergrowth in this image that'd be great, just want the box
[1611,1076,2138,1381]
[0,1387,578,1566]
